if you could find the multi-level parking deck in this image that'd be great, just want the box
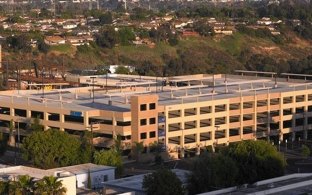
[1,72,312,151]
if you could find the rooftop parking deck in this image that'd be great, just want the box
[1,73,312,112]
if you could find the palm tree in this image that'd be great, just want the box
[35,176,66,195]
[14,175,35,195]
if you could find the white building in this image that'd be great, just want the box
[0,166,77,195]
[49,163,116,189]
[0,163,115,193]
[63,23,78,29]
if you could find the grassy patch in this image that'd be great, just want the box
[218,33,245,56]
[115,42,177,65]
[50,44,74,55]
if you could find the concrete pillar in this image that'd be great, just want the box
[211,104,216,142]
[292,131,296,142]
[180,109,185,148]
[267,92,270,140]
[254,94,258,140]
[180,131,185,149]
[304,94,308,139]
[240,97,243,139]
[84,111,89,128]
[195,145,200,156]
[112,114,117,138]
[180,147,185,159]
[279,96,284,141]
[26,110,31,118]
[44,112,49,130]
[60,114,65,131]
[226,104,230,140]
[10,108,14,117]
[291,95,296,135]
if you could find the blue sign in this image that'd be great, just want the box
[70,111,83,117]
[158,129,165,137]
[158,116,165,123]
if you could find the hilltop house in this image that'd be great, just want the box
[44,36,66,45]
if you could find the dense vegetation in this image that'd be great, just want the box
[142,168,184,195]
[1,0,312,77]
[21,126,124,175]
[188,140,286,194]
[22,129,92,169]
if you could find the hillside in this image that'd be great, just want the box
[3,32,312,75]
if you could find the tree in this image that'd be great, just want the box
[118,27,135,45]
[0,132,8,156]
[115,66,130,75]
[8,119,15,146]
[35,176,66,195]
[95,27,119,48]
[194,20,213,36]
[99,12,113,25]
[6,34,32,53]
[188,154,238,194]
[37,39,50,54]
[30,116,44,132]
[113,134,123,153]
[22,129,82,169]
[301,145,310,158]
[223,140,286,184]
[133,141,144,161]
[94,149,123,176]
[79,131,94,163]
[168,34,179,46]
[142,168,184,195]
[149,142,164,165]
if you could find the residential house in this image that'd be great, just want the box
[66,35,94,46]
[44,36,66,45]
[257,17,272,26]
[63,22,78,30]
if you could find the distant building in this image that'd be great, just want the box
[44,36,66,45]
[200,173,312,195]
[63,23,78,30]
[49,163,116,189]
[0,163,116,194]
[0,165,77,195]
[257,17,273,26]
[66,36,94,46]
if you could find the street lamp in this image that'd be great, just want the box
[90,76,96,103]
[285,139,288,151]
[278,140,281,152]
